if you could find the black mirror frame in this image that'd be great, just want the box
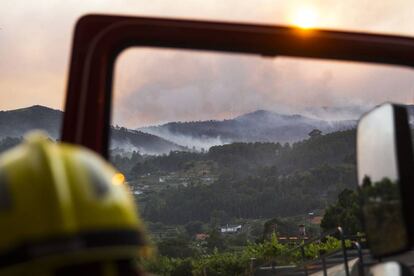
[357,103,414,257]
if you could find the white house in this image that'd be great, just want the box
[220,224,242,233]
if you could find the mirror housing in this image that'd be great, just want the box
[357,103,414,257]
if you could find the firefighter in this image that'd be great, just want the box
[0,132,150,275]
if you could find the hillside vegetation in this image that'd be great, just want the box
[111,129,357,225]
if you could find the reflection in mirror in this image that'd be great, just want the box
[357,104,407,257]
[368,261,412,276]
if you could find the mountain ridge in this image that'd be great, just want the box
[0,105,184,155]
[4,104,412,153]
[139,109,357,149]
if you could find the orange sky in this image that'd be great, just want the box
[2,1,414,127]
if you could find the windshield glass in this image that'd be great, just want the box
[109,47,414,273]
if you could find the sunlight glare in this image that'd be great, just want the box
[291,6,318,29]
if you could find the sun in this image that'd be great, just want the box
[291,6,318,29]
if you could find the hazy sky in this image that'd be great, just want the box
[2,1,414,127]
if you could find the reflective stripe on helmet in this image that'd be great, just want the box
[0,230,143,269]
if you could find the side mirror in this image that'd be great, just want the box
[368,262,412,276]
[357,103,414,257]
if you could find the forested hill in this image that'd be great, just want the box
[118,129,356,179]
[0,105,62,139]
[110,127,186,155]
[114,129,357,225]
[0,105,184,154]
[140,110,356,148]
[208,129,356,176]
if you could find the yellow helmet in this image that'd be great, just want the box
[0,132,150,275]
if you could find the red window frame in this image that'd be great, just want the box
[62,14,414,158]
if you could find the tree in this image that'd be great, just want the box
[157,236,195,258]
[206,228,226,251]
[262,218,299,241]
[321,189,362,235]
[308,129,322,138]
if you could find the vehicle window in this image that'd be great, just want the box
[110,48,414,272]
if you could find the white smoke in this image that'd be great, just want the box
[110,138,166,156]
[141,128,231,151]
